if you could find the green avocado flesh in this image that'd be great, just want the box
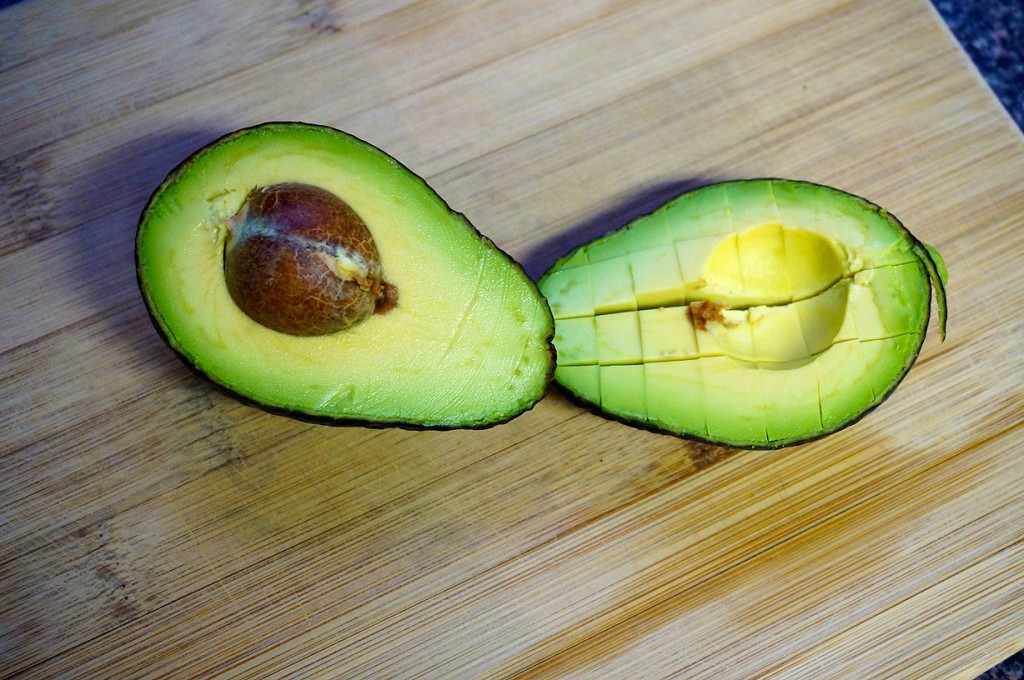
[137,122,554,428]
[539,179,948,448]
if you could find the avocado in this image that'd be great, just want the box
[136,122,554,428]
[540,179,947,448]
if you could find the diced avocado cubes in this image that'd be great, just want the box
[539,179,946,448]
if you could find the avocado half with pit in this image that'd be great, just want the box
[539,179,948,448]
[136,122,554,428]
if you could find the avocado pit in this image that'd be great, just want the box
[135,122,555,428]
[224,182,396,336]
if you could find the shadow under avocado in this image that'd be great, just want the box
[519,177,723,280]
[71,126,233,371]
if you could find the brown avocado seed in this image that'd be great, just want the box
[224,183,396,336]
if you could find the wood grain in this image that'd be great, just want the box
[1,0,1022,678]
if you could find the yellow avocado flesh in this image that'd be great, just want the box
[137,123,553,427]
[542,179,945,448]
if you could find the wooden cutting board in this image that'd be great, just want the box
[2,0,1022,677]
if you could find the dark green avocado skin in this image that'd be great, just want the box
[135,262,553,431]
[138,299,555,432]
[554,328,924,451]
[136,122,555,429]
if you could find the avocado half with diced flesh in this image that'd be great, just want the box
[136,122,554,428]
[539,179,948,449]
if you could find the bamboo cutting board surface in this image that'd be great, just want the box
[2,0,1022,677]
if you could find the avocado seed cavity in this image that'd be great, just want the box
[224,183,396,336]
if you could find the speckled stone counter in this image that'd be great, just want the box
[932,1,1024,131]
